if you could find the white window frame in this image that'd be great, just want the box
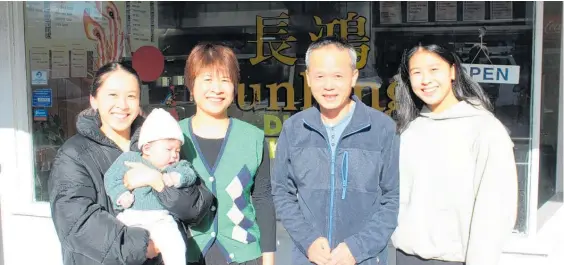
[526,0,544,236]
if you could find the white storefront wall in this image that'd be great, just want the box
[0,1,563,265]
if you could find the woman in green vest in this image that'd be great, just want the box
[180,43,277,265]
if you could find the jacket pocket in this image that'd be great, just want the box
[290,147,330,189]
[343,150,382,193]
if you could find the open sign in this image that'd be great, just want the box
[461,64,520,84]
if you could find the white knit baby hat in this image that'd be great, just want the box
[138,108,185,149]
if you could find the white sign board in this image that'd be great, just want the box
[436,2,458,21]
[491,1,513,20]
[463,2,485,21]
[31,70,48,85]
[407,2,428,23]
[461,64,520,84]
[380,2,402,24]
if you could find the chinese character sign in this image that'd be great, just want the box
[249,12,297,66]
[309,12,371,69]
[249,12,371,69]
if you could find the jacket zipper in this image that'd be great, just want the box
[303,120,336,247]
[341,151,349,200]
[303,120,369,247]
[328,142,336,247]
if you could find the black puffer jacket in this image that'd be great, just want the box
[48,109,213,265]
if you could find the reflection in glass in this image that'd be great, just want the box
[23,2,541,235]
[538,1,563,209]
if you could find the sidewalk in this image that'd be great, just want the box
[274,206,564,265]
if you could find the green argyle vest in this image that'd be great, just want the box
[179,117,264,263]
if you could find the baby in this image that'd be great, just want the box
[104,108,195,265]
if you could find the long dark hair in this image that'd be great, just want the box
[395,43,493,133]
[90,62,141,97]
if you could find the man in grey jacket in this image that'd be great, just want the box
[272,36,400,265]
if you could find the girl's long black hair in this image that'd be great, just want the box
[395,43,493,133]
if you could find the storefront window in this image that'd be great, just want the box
[24,1,541,234]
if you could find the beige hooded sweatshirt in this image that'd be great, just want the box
[392,100,518,265]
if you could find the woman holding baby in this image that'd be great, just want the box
[48,62,213,265]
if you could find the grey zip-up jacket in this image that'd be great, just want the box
[272,95,400,265]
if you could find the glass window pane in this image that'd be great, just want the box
[24,2,127,202]
[538,1,563,208]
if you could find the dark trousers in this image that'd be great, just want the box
[396,249,465,265]
[188,243,262,265]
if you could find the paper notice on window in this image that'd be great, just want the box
[380,2,402,24]
[71,45,87,78]
[25,2,47,41]
[51,47,70,79]
[436,2,458,21]
[463,2,485,21]
[29,47,50,71]
[126,1,158,53]
[49,2,86,41]
[407,2,428,23]
[491,2,513,20]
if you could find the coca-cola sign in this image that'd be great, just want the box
[544,20,562,35]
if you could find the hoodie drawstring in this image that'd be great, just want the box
[341,151,349,200]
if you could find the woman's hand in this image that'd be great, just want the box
[262,252,275,265]
[123,162,165,192]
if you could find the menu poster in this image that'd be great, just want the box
[51,46,70,79]
[71,45,87,78]
[436,2,458,22]
[463,2,485,21]
[50,2,82,39]
[407,2,429,23]
[126,1,159,54]
[491,2,513,20]
[380,2,402,24]
[29,46,50,71]
[33,2,102,45]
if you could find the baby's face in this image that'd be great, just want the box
[143,139,182,169]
